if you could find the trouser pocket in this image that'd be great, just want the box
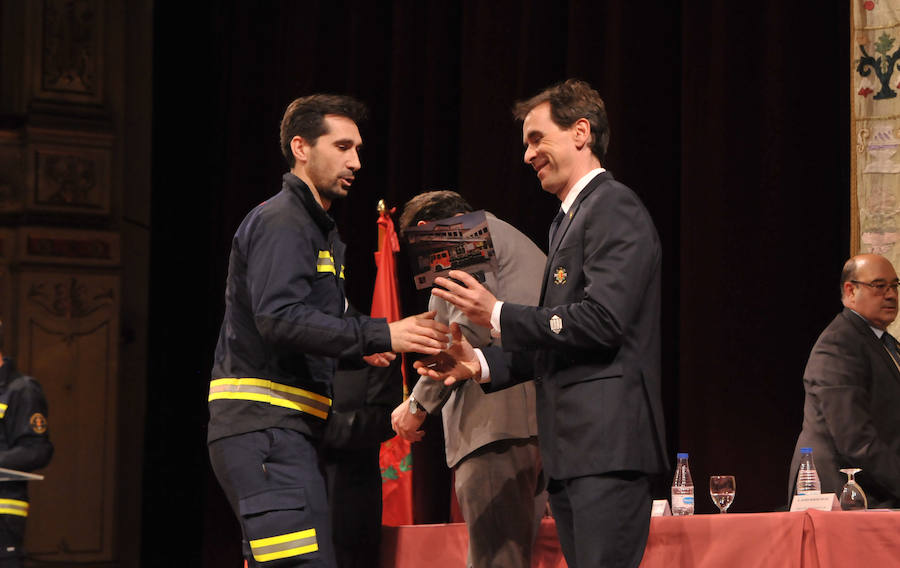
[240,487,320,565]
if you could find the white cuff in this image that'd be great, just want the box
[490,301,504,338]
[474,348,491,383]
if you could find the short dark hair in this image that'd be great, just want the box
[279,94,368,167]
[513,78,610,163]
[841,257,858,297]
[399,191,474,236]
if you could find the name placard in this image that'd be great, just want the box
[790,493,840,511]
[651,499,672,516]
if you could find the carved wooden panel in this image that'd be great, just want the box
[0,130,24,212]
[17,226,119,266]
[27,139,111,215]
[0,229,15,347]
[34,0,104,105]
[18,270,119,563]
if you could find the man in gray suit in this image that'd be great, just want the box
[391,191,547,568]
[789,253,900,507]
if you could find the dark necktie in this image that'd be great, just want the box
[884,332,900,367]
[549,209,565,249]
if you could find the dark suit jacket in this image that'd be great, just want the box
[483,171,668,480]
[789,308,900,507]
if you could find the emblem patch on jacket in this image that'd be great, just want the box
[550,314,563,334]
[553,267,567,285]
[29,413,47,434]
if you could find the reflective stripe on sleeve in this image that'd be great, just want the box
[316,251,336,274]
[250,528,318,562]
[208,378,332,420]
[317,250,344,279]
[0,499,28,517]
[0,403,7,419]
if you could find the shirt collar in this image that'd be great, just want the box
[560,167,605,213]
[849,308,885,338]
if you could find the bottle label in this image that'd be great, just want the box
[672,494,694,508]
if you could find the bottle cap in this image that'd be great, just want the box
[677,452,688,459]
[800,447,812,453]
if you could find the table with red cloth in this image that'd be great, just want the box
[381,510,900,568]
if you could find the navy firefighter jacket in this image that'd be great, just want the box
[208,173,392,443]
[0,358,53,504]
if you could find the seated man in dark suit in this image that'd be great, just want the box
[789,253,900,507]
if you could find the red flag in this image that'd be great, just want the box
[373,207,414,526]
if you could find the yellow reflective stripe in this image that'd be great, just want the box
[317,250,336,274]
[339,266,345,279]
[0,499,28,517]
[208,378,332,420]
[251,528,318,562]
[0,403,7,419]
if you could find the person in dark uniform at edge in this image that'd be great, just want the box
[320,358,402,567]
[207,94,449,568]
[0,320,53,568]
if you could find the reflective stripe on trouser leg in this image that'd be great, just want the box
[0,500,27,517]
[250,528,318,562]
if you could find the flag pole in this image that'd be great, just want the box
[376,199,386,253]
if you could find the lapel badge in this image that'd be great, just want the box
[550,314,563,334]
[553,266,567,285]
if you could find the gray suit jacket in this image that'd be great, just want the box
[411,213,546,467]
[789,308,900,507]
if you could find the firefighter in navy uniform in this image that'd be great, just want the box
[0,321,53,568]
[207,94,448,568]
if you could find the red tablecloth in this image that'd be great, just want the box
[381,510,900,568]
[381,517,565,568]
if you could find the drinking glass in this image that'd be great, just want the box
[709,475,736,513]
[839,468,867,511]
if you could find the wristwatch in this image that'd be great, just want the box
[408,395,420,415]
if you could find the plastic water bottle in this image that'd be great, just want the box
[671,452,694,516]
[796,447,821,495]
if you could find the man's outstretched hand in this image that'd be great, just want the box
[431,271,497,329]
[363,352,396,367]
[388,311,450,355]
[413,323,481,386]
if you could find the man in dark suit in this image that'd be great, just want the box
[416,79,668,568]
[789,253,900,507]
[391,191,547,568]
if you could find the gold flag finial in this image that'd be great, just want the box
[377,199,386,214]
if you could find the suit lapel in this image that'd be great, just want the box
[539,172,610,302]
[842,308,900,385]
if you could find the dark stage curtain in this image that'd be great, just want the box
[146,2,848,566]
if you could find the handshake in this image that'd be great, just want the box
[412,323,481,385]
[368,313,482,386]
[390,322,482,442]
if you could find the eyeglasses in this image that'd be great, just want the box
[851,279,900,295]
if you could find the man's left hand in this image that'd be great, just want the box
[390,399,426,442]
[363,352,396,367]
[431,271,496,329]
